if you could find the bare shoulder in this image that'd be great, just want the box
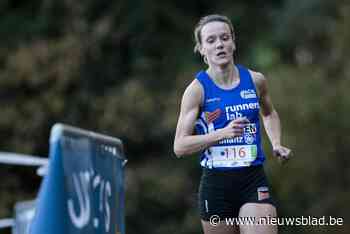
[182,78,204,107]
[249,69,267,88]
[247,69,268,97]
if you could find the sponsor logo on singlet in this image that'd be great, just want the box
[240,89,257,99]
[225,102,260,120]
[206,97,221,103]
[205,109,221,123]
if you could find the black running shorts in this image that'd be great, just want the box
[198,165,276,221]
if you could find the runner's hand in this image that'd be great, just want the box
[273,145,292,164]
[220,117,250,139]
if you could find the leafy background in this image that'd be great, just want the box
[0,0,349,233]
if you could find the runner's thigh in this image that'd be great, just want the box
[239,203,277,234]
[202,220,239,234]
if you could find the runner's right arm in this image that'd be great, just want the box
[173,79,247,157]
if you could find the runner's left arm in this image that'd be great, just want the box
[251,71,292,162]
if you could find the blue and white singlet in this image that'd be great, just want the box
[195,65,266,170]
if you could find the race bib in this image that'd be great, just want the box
[209,145,257,168]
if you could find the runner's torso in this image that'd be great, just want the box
[195,64,266,170]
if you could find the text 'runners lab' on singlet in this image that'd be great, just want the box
[195,65,266,170]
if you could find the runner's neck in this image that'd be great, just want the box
[207,64,239,88]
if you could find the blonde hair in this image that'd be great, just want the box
[193,14,235,54]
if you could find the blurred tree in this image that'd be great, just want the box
[0,0,349,233]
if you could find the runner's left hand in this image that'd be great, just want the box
[273,145,292,164]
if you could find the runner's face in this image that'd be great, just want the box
[200,21,235,67]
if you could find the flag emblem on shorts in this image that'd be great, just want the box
[205,109,221,123]
[257,186,270,201]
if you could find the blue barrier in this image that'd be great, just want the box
[30,124,126,234]
[13,200,36,234]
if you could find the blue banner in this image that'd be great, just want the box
[13,200,36,234]
[30,124,126,234]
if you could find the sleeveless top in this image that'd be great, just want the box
[195,64,266,170]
